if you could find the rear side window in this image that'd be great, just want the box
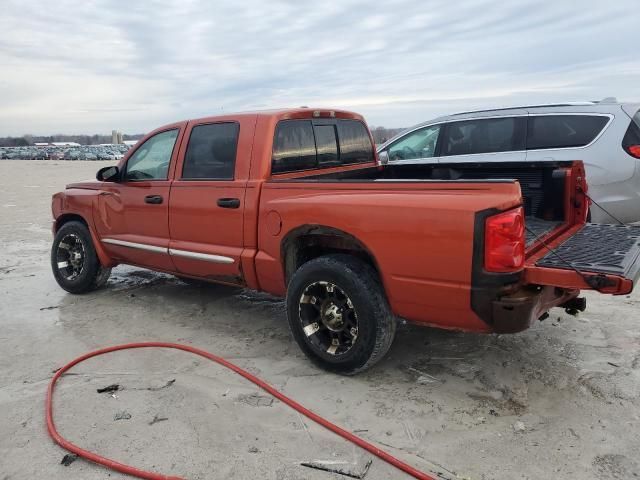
[272,119,373,174]
[182,122,239,180]
[441,117,524,156]
[527,115,608,150]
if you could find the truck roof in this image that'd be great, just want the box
[186,107,365,126]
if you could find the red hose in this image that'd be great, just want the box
[47,342,436,480]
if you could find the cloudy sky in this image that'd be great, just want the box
[0,0,637,135]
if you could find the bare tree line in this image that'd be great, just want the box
[1,126,406,147]
[0,133,144,147]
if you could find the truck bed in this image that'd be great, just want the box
[293,161,573,249]
[525,217,562,247]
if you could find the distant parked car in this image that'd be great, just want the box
[377,99,640,223]
[96,152,114,160]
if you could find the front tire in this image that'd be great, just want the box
[51,221,111,293]
[286,254,396,375]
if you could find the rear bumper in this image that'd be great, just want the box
[491,286,578,333]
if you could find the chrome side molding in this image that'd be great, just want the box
[168,248,234,264]
[101,238,234,264]
[102,238,167,254]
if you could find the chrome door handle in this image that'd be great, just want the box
[217,198,240,209]
[144,195,163,204]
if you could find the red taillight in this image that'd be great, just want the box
[484,207,525,273]
[627,145,640,158]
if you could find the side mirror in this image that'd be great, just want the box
[378,150,390,166]
[96,165,120,182]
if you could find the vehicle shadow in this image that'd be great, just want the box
[55,266,596,418]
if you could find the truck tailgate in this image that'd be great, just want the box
[527,223,640,294]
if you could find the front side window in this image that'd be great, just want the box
[182,122,239,180]
[387,124,440,161]
[124,129,179,181]
[442,117,523,157]
[527,115,609,150]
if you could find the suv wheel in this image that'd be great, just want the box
[286,254,396,375]
[51,221,111,293]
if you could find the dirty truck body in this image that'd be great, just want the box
[51,108,640,374]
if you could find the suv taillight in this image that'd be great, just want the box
[485,207,525,273]
[622,114,640,159]
[626,145,640,159]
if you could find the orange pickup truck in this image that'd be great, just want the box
[51,108,640,374]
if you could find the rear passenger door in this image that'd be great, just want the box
[524,114,613,184]
[439,115,527,164]
[168,118,253,283]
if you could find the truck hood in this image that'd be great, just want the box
[66,180,102,190]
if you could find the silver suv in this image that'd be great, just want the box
[377,100,640,223]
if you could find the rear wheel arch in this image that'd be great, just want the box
[281,225,384,287]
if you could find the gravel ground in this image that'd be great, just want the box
[1,160,639,480]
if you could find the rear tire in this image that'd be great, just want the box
[286,254,396,375]
[51,221,111,294]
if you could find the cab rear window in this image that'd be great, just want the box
[272,119,374,174]
[527,115,609,150]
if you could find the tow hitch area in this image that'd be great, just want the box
[535,223,640,292]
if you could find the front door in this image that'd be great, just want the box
[168,118,251,284]
[94,126,184,271]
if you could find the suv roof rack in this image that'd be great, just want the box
[593,97,618,104]
[450,102,598,116]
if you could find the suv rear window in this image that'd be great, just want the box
[441,117,524,156]
[272,119,373,174]
[527,115,609,150]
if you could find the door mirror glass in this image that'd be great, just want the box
[378,150,390,165]
[96,165,119,182]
